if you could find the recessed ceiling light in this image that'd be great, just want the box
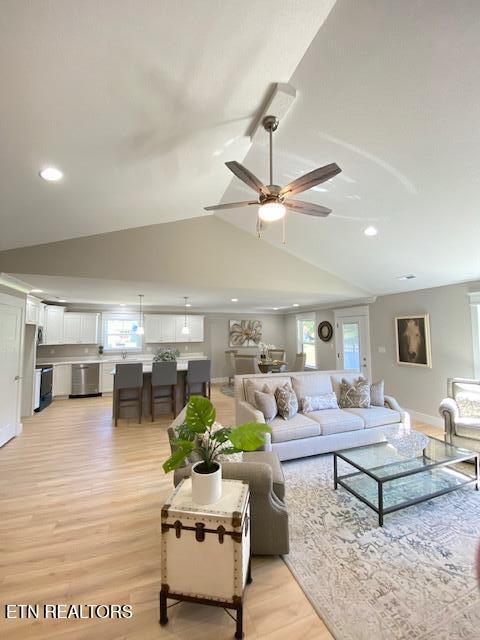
[398,274,416,281]
[363,226,378,237]
[231,298,238,302]
[292,303,300,307]
[186,303,192,307]
[39,167,63,182]
[58,299,67,303]
[30,288,43,293]
[119,303,126,306]
[273,307,279,311]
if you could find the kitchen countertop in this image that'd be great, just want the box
[36,353,207,366]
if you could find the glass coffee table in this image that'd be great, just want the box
[334,433,479,526]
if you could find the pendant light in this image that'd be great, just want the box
[137,294,145,335]
[181,296,190,335]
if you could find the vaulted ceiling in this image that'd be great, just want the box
[1,0,479,308]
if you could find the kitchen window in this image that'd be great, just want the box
[102,314,142,351]
[297,317,316,368]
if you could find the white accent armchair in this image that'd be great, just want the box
[439,378,480,452]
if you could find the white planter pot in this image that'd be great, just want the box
[191,461,222,505]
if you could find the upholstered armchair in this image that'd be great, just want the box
[439,378,480,452]
[166,408,289,556]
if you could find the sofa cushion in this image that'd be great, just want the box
[244,376,291,407]
[343,407,401,429]
[453,382,480,417]
[331,373,367,402]
[275,382,298,420]
[254,386,277,421]
[302,392,339,413]
[339,377,371,408]
[290,373,333,401]
[370,379,385,407]
[455,417,480,440]
[303,408,364,435]
[268,413,320,443]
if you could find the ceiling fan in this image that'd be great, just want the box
[204,115,342,229]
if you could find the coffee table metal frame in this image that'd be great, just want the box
[333,436,479,526]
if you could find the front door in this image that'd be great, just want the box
[336,315,371,380]
[0,300,23,447]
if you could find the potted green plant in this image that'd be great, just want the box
[154,347,180,362]
[163,396,270,504]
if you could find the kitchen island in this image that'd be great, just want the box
[111,358,208,421]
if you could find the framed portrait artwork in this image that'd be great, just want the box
[395,314,432,367]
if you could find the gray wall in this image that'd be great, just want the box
[285,309,336,371]
[370,282,475,418]
[38,312,287,380]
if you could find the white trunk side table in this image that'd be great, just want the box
[160,478,251,639]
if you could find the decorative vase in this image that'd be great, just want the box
[191,461,222,505]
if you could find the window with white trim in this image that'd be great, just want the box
[297,316,316,368]
[102,313,143,351]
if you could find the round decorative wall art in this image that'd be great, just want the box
[318,321,333,342]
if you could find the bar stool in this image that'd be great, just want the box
[185,360,211,404]
[151,361,177,421]
[114,363,143,427]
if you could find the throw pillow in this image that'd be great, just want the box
[370,379,385,407]
[302,392,339,413]
[456,392,480,418]
[275,382,298,420]
[254,386,278,422]
[339,377,371,409]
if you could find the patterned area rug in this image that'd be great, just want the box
[221,384,234,397]
[282,454,480,640]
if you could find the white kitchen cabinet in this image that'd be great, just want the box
[144,314,162,342]
[64,314,82,343]
[44,305,65,345]
[25,296,40,325]
[144,314,176,343]
[188,315,204,342]
[53,364,72,397]
[63,313,99,344]
[161,315,176,342]
[175,315,204,342]
[38,303,46,327]
[101,362,114,393]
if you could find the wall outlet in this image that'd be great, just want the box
[378,346,386,354]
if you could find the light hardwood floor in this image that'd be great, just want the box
[0,386,435,640]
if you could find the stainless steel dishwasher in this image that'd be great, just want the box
[70,363,101,397]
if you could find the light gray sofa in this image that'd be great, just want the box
[167,407,289,556]
[439,378,480,453]
[235,370,409,462]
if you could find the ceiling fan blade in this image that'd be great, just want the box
[225,161,269,196]
[279,163,341,197]
[204,200,257,211]
[284,199,332,217]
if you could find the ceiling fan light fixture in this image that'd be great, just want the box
[258,201,286,222]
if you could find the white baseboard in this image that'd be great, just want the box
[212,377,229,384]
[406,409,443,429]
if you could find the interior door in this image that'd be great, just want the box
[336,315,371,379]
[0,301,23,447]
